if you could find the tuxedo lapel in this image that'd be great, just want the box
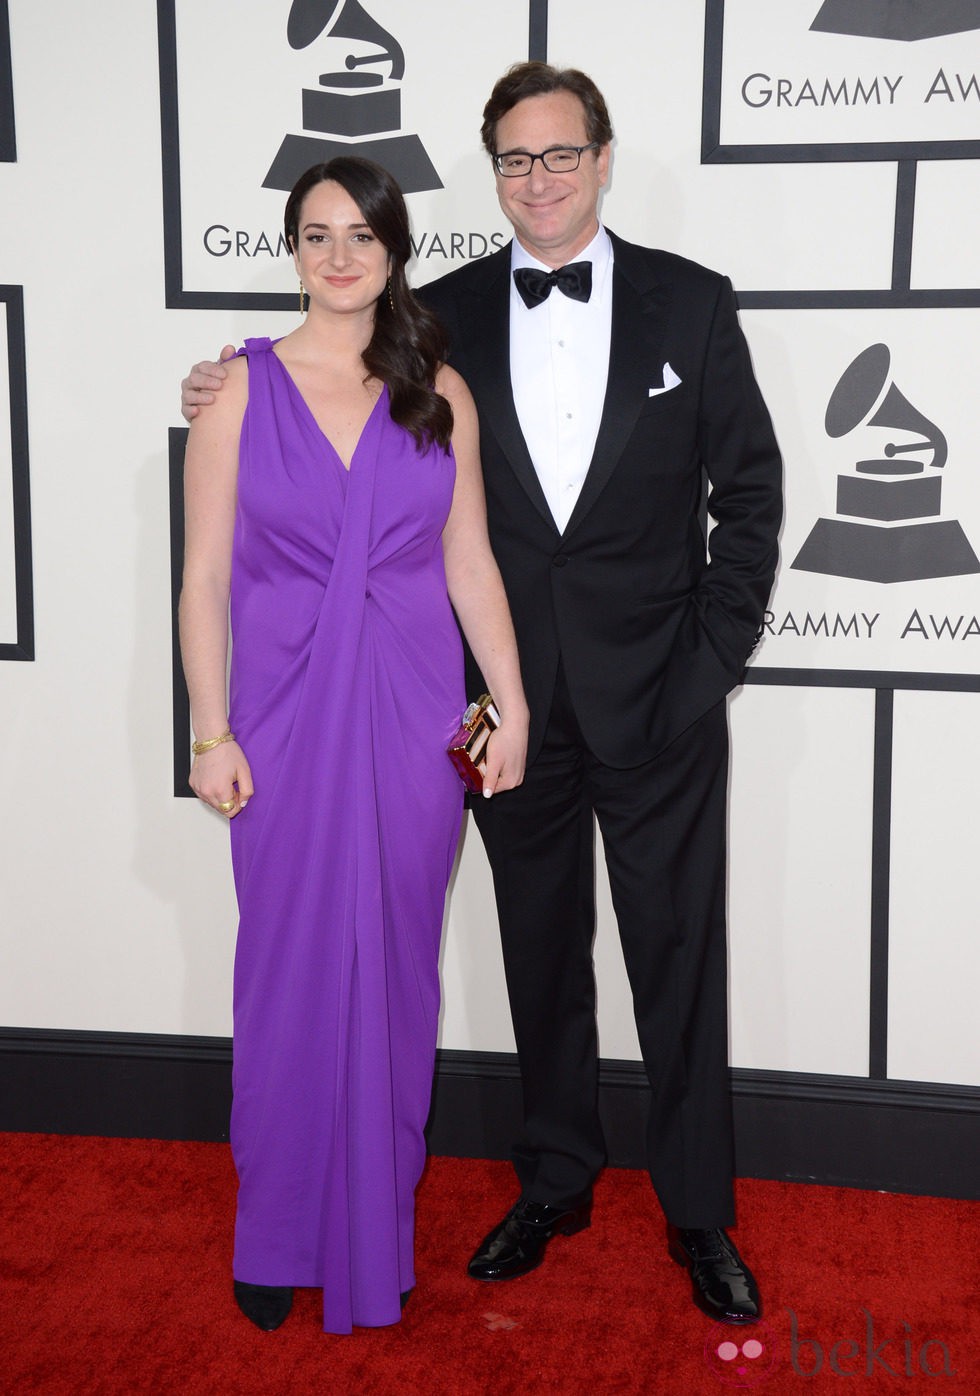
[563,233,672,540]
[454,245,558,533]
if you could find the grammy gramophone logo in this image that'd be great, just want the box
[792,344,980,584]
[810,0,980,41]
[264,0,442,194]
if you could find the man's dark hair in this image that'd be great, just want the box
[480,62,614,157]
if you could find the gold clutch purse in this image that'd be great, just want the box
[447,693,500,793]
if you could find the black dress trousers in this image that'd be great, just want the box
[471,665,736,1229]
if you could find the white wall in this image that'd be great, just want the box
[1,2,978,1094]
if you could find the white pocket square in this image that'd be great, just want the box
[648,362,682,397]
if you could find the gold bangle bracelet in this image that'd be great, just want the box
[192,729,235,755]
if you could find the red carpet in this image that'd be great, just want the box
[1,1134,978,1394]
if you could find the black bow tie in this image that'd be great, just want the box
[513,261,593,309]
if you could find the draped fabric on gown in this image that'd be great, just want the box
[227,338,464,1334]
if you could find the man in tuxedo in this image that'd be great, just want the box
[182,62,782,1325]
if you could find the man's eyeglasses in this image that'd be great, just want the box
[492,144,600,177]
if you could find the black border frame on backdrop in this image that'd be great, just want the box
[157,0,542,311]
[0,0,15,163]
[0,286,33,661]
[702,3,980,314]
[698,12,980,1083]
[169,429,191,795]
[156,1,288,312]
[702,0,980,169]
[528,0,548,60]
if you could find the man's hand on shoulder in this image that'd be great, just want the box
[180,344,236,422]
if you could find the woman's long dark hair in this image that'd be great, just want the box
[284,158,453,452]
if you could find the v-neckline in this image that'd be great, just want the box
[270,344,386,473]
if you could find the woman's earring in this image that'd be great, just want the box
[299,279,306,314]
[387,277,395,314]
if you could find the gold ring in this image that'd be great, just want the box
[217,799,236,813]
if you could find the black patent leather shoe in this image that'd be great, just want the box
[233,1280,294,1331]
[668,1227,761,1324]
[467,1197,592,1281]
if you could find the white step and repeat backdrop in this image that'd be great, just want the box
[1,2,979,1094]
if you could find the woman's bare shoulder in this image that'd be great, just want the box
[434,362,473,407]
[224,353,249,383]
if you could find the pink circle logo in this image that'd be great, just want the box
[703,1319,780,1387]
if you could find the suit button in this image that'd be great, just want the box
[552,555,569,568]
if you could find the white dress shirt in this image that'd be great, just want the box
[510,225,614,533]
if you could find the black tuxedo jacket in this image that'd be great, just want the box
[420,231,782,768]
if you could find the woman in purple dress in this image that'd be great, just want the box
[178,158,527,1336]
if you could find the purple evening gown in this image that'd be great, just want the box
[226,338,464,1334]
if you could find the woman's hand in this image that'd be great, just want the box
[189,741,254,818]
[480,712,529,798]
